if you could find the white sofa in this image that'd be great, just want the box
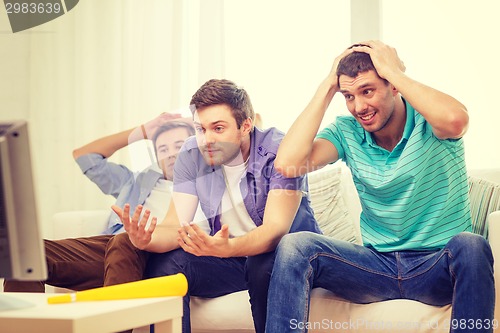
[50,163,500,333]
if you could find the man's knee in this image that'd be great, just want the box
[275,232,316,262]
[105,233,146,258]
[106,232,132,250]
[448,232,491,252]
[447,232,493,268]
[104,233,149,286]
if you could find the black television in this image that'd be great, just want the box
[0,120,47,310]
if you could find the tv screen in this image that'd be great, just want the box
[0,120,47,281]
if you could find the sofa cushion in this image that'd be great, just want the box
[191,288,453,333]
[309,289,452,333]
[468,176,500,239]
[308,165,359,244]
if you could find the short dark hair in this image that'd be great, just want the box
[336,50,388,84]
[189,79,255,129]
[151,121,194,151]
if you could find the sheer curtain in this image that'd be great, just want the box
[25,0,224,237]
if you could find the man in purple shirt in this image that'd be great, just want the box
[112,79,321,333]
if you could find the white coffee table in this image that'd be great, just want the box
[0,292,182,333]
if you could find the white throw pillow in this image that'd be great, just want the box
[307,164,359,244]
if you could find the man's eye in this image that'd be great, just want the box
[364,89,373,95]
[344,95,353,101]
[195,127,204,133]
[215,126,224,132]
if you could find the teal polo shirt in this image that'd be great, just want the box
[317,101,471,251]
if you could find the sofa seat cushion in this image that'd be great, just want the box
[191,291,255,332]
[309,288,451,333]
[190,289,451,333]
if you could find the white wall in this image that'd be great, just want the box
[223,0,351,132]
[0,16,29,120]
[380,0,500,170]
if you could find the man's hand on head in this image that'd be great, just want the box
[350,40,406,81]
[142,112,183,139]
[327,47,355,90]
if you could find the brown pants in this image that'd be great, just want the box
[3,233,149,292]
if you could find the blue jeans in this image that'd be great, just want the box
[265,232,495,333]
[145,249,275,333]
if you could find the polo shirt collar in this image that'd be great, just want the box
[401,98,415,141]
[364,98,415,148]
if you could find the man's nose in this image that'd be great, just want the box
[354,98,367,113]
[202,131,215,145]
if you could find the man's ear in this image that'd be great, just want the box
[390,84,399,96]
[241,118,253,135]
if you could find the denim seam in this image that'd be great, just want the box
[445,248,458,333]
[396,252,405,298]
[302,264,313,333]
[398,250,452,281]
[450,283,458,333]
[445,249,457,280]
[308,252,398,280]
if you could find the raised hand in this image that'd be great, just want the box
[327,47,355,90]
[111,204,157,250]
[142,112,182,139]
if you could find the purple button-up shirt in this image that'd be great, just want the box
[173,127,321,236]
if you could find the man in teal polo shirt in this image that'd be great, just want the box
[267,40,494,332]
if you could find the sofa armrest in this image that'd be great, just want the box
[487,211,500,330]
[50,210,110,240]
[488,210,500,262]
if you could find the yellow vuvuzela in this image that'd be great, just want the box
[47,273,188,304]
